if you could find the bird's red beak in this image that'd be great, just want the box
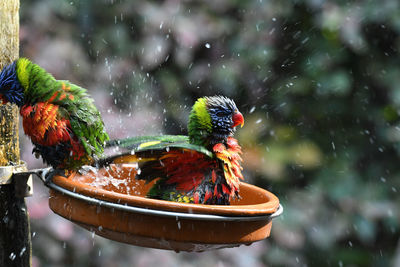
[232,111,244,128]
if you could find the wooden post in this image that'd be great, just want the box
[0,1,32,266]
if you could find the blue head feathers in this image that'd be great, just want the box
[0,61,24,106]
[205,96,243,145]
[207,96,238,132]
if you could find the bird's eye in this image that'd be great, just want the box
[215,111,226,117]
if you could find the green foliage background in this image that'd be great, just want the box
[20,0,400,266]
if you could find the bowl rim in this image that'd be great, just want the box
[52,172,280,217]
[49,180,283,221]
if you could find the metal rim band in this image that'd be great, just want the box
[47,181,283,222]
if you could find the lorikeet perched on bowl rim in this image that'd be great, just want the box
[102,96,244,205]
[0,58,109,173]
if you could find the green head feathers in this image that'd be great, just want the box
[16,58,31,91]
[188,97,213,146]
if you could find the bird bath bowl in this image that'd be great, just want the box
[47,165,282,252]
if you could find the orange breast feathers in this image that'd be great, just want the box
[20,102,71,146]
[213,137,243,196]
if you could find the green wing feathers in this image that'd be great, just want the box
[106,135,189,150]
[62,82,109,158]
[106,135,212,157]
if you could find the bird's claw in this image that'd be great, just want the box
[39,168,64,185]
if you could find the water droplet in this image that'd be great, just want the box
[269,28,275,35]
[301,37,309,44]
[19,247,26,257]
[9,253,16,261]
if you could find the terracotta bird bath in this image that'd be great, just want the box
[47,164,282,252]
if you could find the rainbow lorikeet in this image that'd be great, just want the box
[102,96,244,205]
[0,58,109,173]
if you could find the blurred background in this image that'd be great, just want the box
[19,0,400,266]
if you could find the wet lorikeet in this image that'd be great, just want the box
[0,58,109,172]
[102,96,244,205]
